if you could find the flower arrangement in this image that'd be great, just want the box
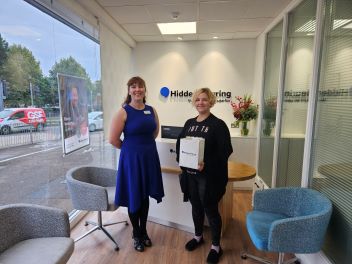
[262,96,277,136]
[263,96,277,122]
[230,95,258,122]
[230,95,258,136]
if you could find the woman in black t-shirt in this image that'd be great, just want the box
[176,88,233,264]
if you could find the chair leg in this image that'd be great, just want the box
[241,252,273,264]
[74,211,128,250]
[74,226,100,242]
[103,220,129,227]
[282,256,300,264]
[241,252,300,264]
[101,225,119,249]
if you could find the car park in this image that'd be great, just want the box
[88,111,103,132]
[0,108,46,135]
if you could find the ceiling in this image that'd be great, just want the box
[94,0,294,42]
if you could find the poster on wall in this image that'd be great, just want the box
[57,74,89,155]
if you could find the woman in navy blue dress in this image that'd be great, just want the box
[109,76,164,252]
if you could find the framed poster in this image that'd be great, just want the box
[57,74,89,155]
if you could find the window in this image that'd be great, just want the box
[310,0,352,262]
[276,0,317,187]
[258,21,283,187]
[0,0,107,213]
[12,111,25,119]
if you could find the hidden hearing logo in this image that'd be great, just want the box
[159,86,231,103]
[160,87,170,98]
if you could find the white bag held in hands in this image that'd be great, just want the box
[179,137,205,170]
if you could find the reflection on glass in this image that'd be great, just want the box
[310,0,352,263]
[258,22,283,187]
[0,0,105,213]
[276,0,317,187]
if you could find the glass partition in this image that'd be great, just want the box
[276,0,317,187]
[310,0,352,262]
[257,21,283,187]
[0,0,108,213]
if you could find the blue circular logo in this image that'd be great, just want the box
[160,87,170,98]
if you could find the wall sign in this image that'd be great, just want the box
[159,87,231,103]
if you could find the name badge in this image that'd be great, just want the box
[144,110,151,114]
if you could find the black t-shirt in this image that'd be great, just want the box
[176,113,233,204]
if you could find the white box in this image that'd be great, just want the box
[179,137,205,169]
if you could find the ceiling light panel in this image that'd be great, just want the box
[157,22,196,34]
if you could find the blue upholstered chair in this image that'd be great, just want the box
[66,166,128,251]
[241,187,332,264]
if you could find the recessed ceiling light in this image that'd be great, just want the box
[213,36,219,39]
[157,22,196,35]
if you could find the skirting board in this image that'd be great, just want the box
[296,251,332,264]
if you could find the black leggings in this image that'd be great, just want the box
[128,198,150,238]
[188,174,222,246]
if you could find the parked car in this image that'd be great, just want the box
[88,111,103,132]
[0,108,47,135]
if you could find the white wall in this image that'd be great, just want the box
[131,39,257,133]
[100,24,132,139]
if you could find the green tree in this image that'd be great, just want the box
[48,56,93,105]
[3,44,43,107]
[0,34,9,79]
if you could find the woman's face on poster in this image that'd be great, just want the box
[71,87,79,107]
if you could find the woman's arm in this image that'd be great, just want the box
[109,108,127,149]
[152,107,160,139]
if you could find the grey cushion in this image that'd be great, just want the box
[0,204,74,264]
[0,237,74,264]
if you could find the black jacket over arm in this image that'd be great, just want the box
[176,114,233,205]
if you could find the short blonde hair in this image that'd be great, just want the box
[191,88,216,107]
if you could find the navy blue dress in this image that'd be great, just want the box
[115,104,164,213]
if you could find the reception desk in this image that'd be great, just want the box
[147,139,256,234]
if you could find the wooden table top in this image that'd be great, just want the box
[227,161,256,181]
[161,161,256,182]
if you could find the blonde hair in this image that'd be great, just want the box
[191,88,216,107]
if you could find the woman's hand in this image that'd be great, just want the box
[198,161,205,171]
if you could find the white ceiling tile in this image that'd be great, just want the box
[199,1,248,20]
[95,0,295,42]
[232,31,259,39]
[122,23,161,35]
[106,6,153,24]
[198,18,273,33]
[197,33,236,41]
[146,3,197,22]
[133,35,164,42]
[98,0,197,7]
[162,34,197,41]
[244,0,293,18]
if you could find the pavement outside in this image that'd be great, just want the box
[0,131,117,213]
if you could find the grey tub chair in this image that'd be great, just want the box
[0,203,74,264]
[66,166,128,250]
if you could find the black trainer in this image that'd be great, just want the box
[142,234,152,247]
[206,247,223,263]
[185,237,204,251]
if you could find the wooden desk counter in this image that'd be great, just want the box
[161,161,256,234]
